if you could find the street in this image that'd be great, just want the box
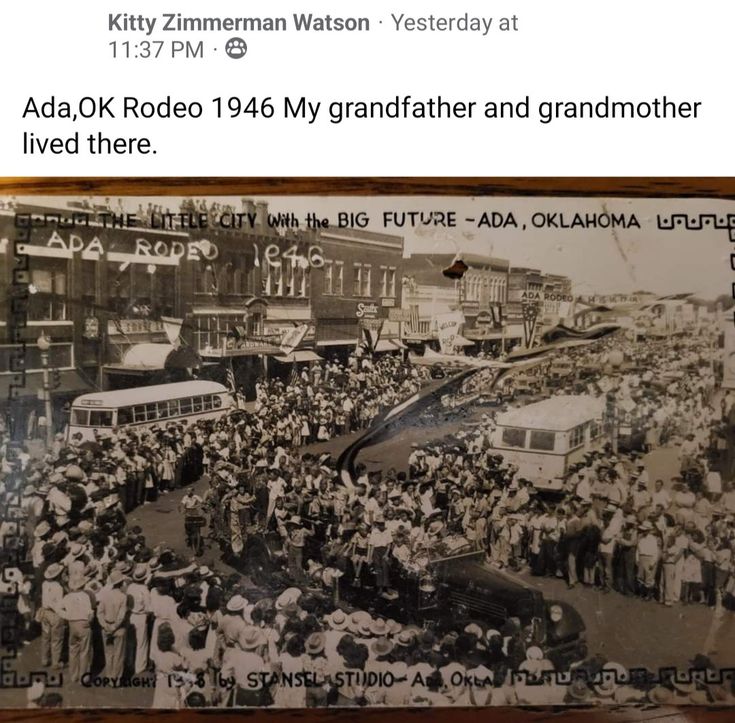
[5,396,732,708]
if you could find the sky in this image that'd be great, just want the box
[12,194,733,298]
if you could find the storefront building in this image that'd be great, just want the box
[312,228,405,360]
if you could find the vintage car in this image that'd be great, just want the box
[240,531,587,671]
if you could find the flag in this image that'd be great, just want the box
[359,319,384,355]
[160,316,183,346]
[409,304,420,333]
[280,323,309,356]
[226,358,236,394]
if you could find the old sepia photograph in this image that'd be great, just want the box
[0,192,734,709]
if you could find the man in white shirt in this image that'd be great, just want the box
[126,565,151,675]
[40,563,66,670]
[59,575,94,682]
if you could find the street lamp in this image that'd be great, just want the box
[36,331,53,447]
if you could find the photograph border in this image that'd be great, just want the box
[1,175,734,723]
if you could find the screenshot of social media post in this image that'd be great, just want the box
[2,0,735,716]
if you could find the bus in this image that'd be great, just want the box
[67,381,233,441]
[490,394,606,491]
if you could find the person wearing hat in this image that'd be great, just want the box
[220,626,270,707]
[40,563,66,670]
[285,515,314,582]
[96,569,129,679]
[635,520,661,600]
[304,632,329,707]
[59,573,94,682]
[127,564,152,674]
[220,595,249,647]
[368,515,395,597]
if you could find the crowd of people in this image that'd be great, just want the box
[3,332,735,707]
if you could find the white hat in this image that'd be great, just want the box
[275,587,302,610]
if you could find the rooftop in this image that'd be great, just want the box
[495,394,605,431]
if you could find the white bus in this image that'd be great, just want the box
[67,381,233,441]
[490,395,606,491]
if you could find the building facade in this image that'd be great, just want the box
[401,253,511,350]
[313,228,404,358]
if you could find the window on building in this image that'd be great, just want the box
[285,260,296,297]
[529,430,556,451]
[501,427,527,448]
[353,264,362,296]
[362,264,371,296]
[334,261,343,295]
[324,261,334,295]
[296,264,308,298]
[380,266,397,298]
[192,314,247,353]
[29,258,68,321]
[263,261,283,297]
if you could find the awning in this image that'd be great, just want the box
[374,339,401,353]
[316,339,358,347]
[274,350,323,363]
[453,335,475,347]
[191,307,248,316]
[464,329,504,340]
[106,343,201,371]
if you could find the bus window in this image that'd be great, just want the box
[89,410,113,427]
[133,405,147,423]
[590,421,601,439]
[71,408,89,426]
[570,423,587,449]
[529,430,556,451]
[501,427,527,448]
[192,397,202,412]
[212,395,223,409]
[202,395,213,411]
[157,401,171,419]
[179,398,192,414]
[118,407,133,425]
[145,403,157,421]
[167,399,180,417]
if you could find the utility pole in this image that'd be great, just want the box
[36,331,54,447]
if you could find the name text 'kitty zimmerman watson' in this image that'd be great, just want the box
[107,14,372,35]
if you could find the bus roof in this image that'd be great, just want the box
[495,395,604,432]
[71,381,229,408]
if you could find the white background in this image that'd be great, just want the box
[1,0,733,176]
